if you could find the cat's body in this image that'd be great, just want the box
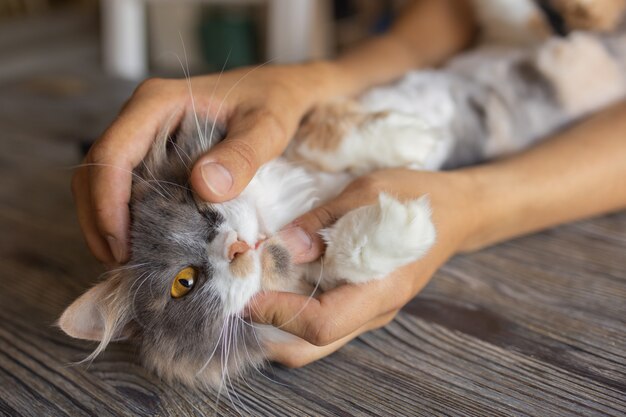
[291,32,626,174]
[60,10,626,388]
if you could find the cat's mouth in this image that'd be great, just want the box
[223,231,267,261]
[254,237,267,250]
[227,235,278,279]
[222,236,292,314]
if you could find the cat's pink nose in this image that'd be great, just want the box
[228,240,251,260]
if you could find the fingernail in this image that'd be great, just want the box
[106,235,124,264]
[277,227,312,258]
[201,162,233,196]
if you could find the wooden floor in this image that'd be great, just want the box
[1,11,625,417]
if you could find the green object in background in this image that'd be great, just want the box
[198,7,257,71]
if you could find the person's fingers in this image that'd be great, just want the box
[248,265,414,345]
[264,310,398,368]
[87,79,184,263]
[277,176,382,264]
[275,203,342,264]
[71,168,115,264]
[190,107,291,203]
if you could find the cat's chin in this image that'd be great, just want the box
[258,237,315,295]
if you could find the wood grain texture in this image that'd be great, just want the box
[1,10,625,417]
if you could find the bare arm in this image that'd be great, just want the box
[328,0,476,95]
[464,100,626,251]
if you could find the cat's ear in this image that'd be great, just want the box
[58,274,132,342]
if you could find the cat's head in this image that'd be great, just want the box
[59,114,308,387]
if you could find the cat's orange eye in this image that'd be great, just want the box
[171,267,196,299]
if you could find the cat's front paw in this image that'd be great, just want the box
[289,101,449,175]
[321,193,436,288]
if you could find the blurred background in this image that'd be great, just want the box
[2,0,408,81]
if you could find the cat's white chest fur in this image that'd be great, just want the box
[241,159,436,291]
[240,158,350,234]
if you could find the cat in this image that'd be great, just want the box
[58,28,626,388]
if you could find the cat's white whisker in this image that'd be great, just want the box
[170,137,192,162]
[234,317,256,387]
[168,138,192,172]
[141,160,176,200]
[129,270,156,326]
[68,163,169,200]
[208,57,278,148]
[105,262,150,273]
[231,315,272,399]
[160,110,182,154]
[226,319,253,416]
[275,257,324,330]
[213,368,225,413]
[196,312,229,376]
[235,315,291,391]
[204,48,232,150]
[219,316,247,416]
[175,33,208,150]
[148,178,192,193]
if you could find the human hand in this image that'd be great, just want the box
[255,99,626,366]
[72,62,339,264]
[247,169,480,367]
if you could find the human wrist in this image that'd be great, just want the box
[297,34,419,102]
[368,169,482,258]
[302,59,362,102]
[427,170,485,256]
[332,35,416,96]
[282,60,349,106]
[453,167,509,253]
[287,34,419,106]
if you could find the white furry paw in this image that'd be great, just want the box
[346,112,450,174]
[290,104,450,175]
[321,193,436,287]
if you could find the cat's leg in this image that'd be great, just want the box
[288,96,453,176]
[536,32,626,117]
[316,192,436,290]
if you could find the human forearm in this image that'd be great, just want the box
[461,100,626,251]
[241,0,476,122]
[314,0,476,99]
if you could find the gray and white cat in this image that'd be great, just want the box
[59,28,626,388]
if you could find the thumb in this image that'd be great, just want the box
[277,176,382,263]
[277,196,353,264]
[190,109,289,202]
